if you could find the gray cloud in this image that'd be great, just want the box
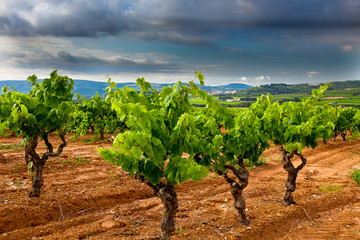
[1,0,359,45]
[0,0,135,37]
[4,47,174,73]
[0,15,33,36]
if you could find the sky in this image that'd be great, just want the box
[0,0,359,86]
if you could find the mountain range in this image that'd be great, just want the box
[0,80,252,97]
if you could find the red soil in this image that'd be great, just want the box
[0,134,359,239]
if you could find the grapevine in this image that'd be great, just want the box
[99,72,221,239]
[0,70,74,197]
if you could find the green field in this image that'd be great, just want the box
[191,87,360,108]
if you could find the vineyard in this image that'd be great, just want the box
[1,71,360,239]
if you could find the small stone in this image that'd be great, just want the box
[224,198,228,202]
[245,227,251,230]
[102,221,116,229]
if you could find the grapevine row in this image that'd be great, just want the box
[0,70,360,239]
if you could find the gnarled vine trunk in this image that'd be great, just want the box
[26,131,67,197]
[341,132,347,141]
[158,184,178,240]
[26,135,44,197]
[43,133,54,153]
[280,146,307,206]
[90,125,95,134]
[333,130,339,142]
[221,160,250,225]
[135,173,178,240]
[44,131,67,156]
[29,156,46,197]
[99,130,105,140]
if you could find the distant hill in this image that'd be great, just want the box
[234,80,360,97]
[0,81,32,93]
[327,80,360,90]
[0,80,252,97]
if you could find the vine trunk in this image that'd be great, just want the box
[135,174,178,240]
[222,162,249,225]
[280,147,307,206]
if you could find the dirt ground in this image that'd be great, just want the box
[321,97,344,100]
[0,133,360,240]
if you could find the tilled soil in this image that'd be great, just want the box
[0,133,359,240]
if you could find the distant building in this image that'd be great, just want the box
[209,91,222,95]
[226,98,242,102]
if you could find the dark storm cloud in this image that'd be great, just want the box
[6,49,173,72]
[0,0,136,37]
[1,0,359,44]
[0,15,33,36]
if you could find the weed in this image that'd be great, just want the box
[319,184,341,194]
[108,169,117,183]
[82,137,96,143]
[349,150,360,155]
[0,143,24,151]
[244,157,267,168]
[270,185,279,194]
[74,157,90,166]
[61,160,70,164]
[350,168,360,184]
[176,228,185,234]
[268,157,280,162]
[13,165,26,169]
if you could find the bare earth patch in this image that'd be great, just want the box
[321,97,344,100]
[0,133,360,239]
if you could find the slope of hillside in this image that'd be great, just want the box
[234,80,360,97]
